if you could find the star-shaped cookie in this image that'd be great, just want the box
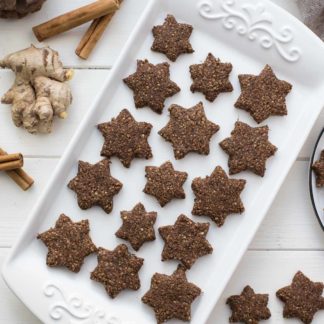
[276,271,324,324]
[142,265,201,323]
[37,214,97,273]
[192,166,246,227]
[235,65,292,123]
[123,59,180,114]
[115,203,157,251]
[159,102,220,159]
[68,159,122,214]
[98,109,153,168]
[219,121,277,177]
[151,14,194,62]
[143,161,188,207]
[312,150,324,187]
[159,214,213,269]
[90,244,144,298]
[190,53,233,102]
[227,286,271,324]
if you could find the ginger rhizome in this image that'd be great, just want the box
[0,45,73,134]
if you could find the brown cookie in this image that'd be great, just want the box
[159,214,213,269]
[142,265,201,324]
[227,286,271,324]
[312,150,324,187]
[143,161,188,207]
[115,203,157,251]
[190,53,233,102]
[90,244,144,298]
[192,166,246,226]
[159,102,220,159]
[219,121,277,177]
[37,214,97,273]
[235,65,292,123]
[98,109,153,168]
[68,160,122,214]
[151,14,194,62]
[123,59,180,114]
[276,271,324,324]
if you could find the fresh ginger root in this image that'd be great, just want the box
[0,45,73,134]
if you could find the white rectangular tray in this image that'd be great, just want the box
[3,0,324,323]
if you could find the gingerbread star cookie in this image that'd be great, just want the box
[235,65,292,123]
[115,203,157,251]
[192,166,246,227]
[159,102,220,159]
[123,59,180,114]
[227,286,271,324]
[68,160,122,214]
[151,14,194,62]
[312,150,324,187]
[91,244,144,298]
[219,121,277,177]
[159,214,213,269]
[276,271,324,324]
[37,214,97,273]
[190,53,233,102]
[144,161,188,207]
[98,109,153,168]
[142,265,201,323]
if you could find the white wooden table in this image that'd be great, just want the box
[1,1,324,323]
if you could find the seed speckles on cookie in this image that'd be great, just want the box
[91,244,144,298]
[159,214,213,269]
[235,65,292,123]
[123,59,180,114]
[312,150,324,187]
[144,161,188,207]
[219,121,277,177]
[151,14,194,62]
[68,160,122,214]
[227,286,271,324]
[190,53,233,102]
[98,109,153,168]
[115,203,157,251]
[37,214,97,273]
[192,166,246,227]
[159,102,220,159]
[142,265,201,324]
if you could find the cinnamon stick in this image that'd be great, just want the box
[0,149,34,191]
[0,153,23,171]
[75,0,123,60]
[33,0,120,42]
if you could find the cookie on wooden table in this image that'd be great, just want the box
[159,214,213,269]
[235,65,292,123]
[68,160,122,214]
[159,102,220,159]
[151,14,194,62]
[143,161,188,207]
[142,265,201,324]
[227,285,271,324]
[37,214,97,273]
[312,150,324,187]
[276,271,324,324]
[91,244,144,298]
[191,166,246,227]
[98,109,153,168]
[115,203,157,251]
[190,53,233,102]
[219,121,277,177]
[123,59,180,114]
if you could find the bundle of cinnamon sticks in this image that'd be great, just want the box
[33,0,123,59]
[0,148,34,191]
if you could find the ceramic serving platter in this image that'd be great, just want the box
[310,128,324,231]
[3,0,324,323]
